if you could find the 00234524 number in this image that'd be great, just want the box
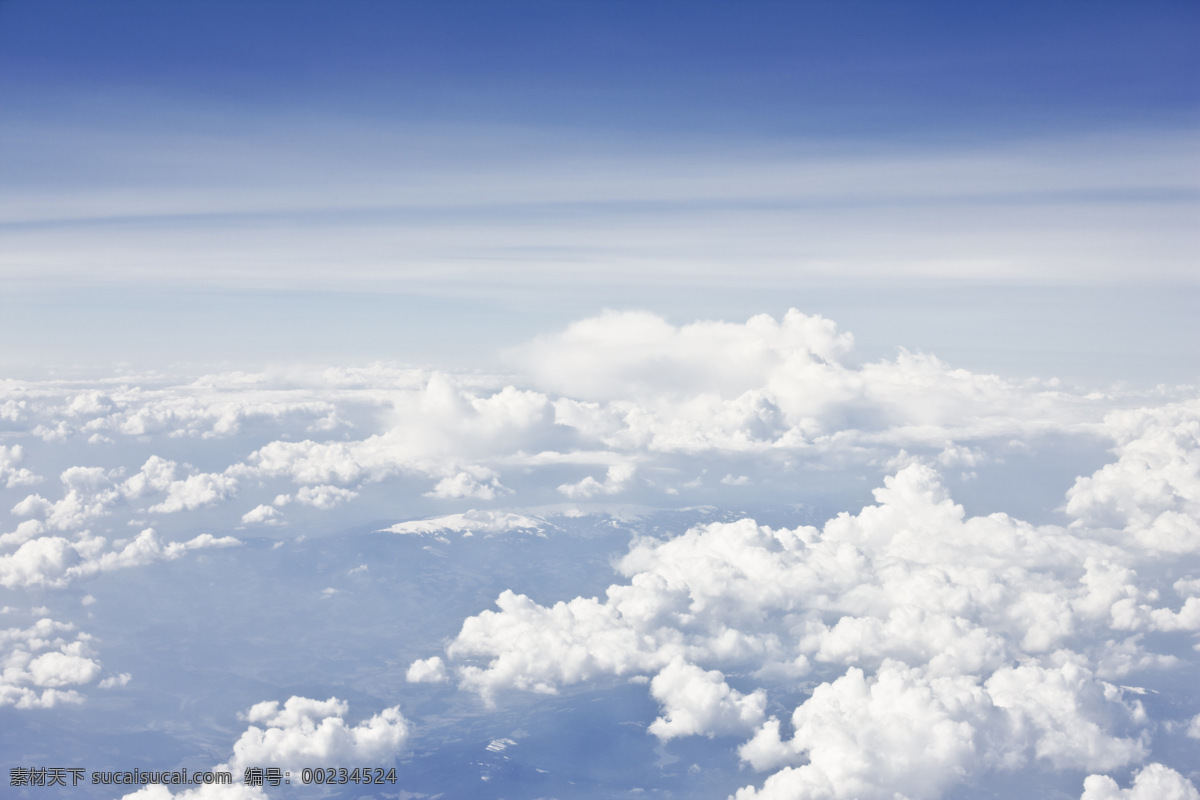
[299,767,397,785]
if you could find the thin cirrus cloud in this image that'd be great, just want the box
[1,115,1197,287]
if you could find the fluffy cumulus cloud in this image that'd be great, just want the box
[6,457,244,539]
[648,657,766,740]
[514,309,1109,456]
[3,309,1199,797]
[22,376,347,442]
[240,504,281,525]
[1081,764,1200,800]
[231,696,409,772]
[424,469,506,500]
[0,310,1158,534]
[148,471,239,514]
[557,462,636,499]
[0,618,108,708]
[0,528,238,589]
[0,444,40,488]
[1066,400,1200,553]
[736,663,990,799]
[420,453,1200,797]
[118,696,409,800]
[512,309,856,403]
[406,655,448,683]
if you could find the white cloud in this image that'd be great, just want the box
[11,465,124,531]
[447,589,662,705]
[513,310,1130,463]
[648,658,766,741]
[65,390,117,417]
[514,309,854,403]
[984,659,1147,770]
[291,483,358,509]
[0,536,84,589]
[1081,764,1200,800]
[558,462,636,499]
[99,672,132,688]
[8,456,237,533]
[0,310,1181,535]
[1187,713,1200,739]
[736,662,988,800]
[734,658,1152,800]
[149,472,239,513]
[0,618,103,708]
[0,519,45,549]
[0,444,40,488]
[1065,400,1200,553]
[27,649,102,688]
[406,656,448,684]
[91,530,239,574]
[240,505,281,525]
[52,379,346,441]
[122,456,179,498]
[425,456,1198,797]
[424,471,504,500]
[117,696,409,800]
[2,309,1199,797]
[0,528,239,589]
[231,696,409,772]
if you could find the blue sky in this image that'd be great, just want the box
[1,0,1197,380]
[4,1,1197,134]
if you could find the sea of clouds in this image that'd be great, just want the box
[2,309,1198,799]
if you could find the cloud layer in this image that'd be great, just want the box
[417,407,1200,797]
[2,310,1176,547]
[2,308,1197,798]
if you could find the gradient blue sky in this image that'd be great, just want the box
[1,0,1197,379]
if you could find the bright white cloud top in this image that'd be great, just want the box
[2,309,1198,799]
